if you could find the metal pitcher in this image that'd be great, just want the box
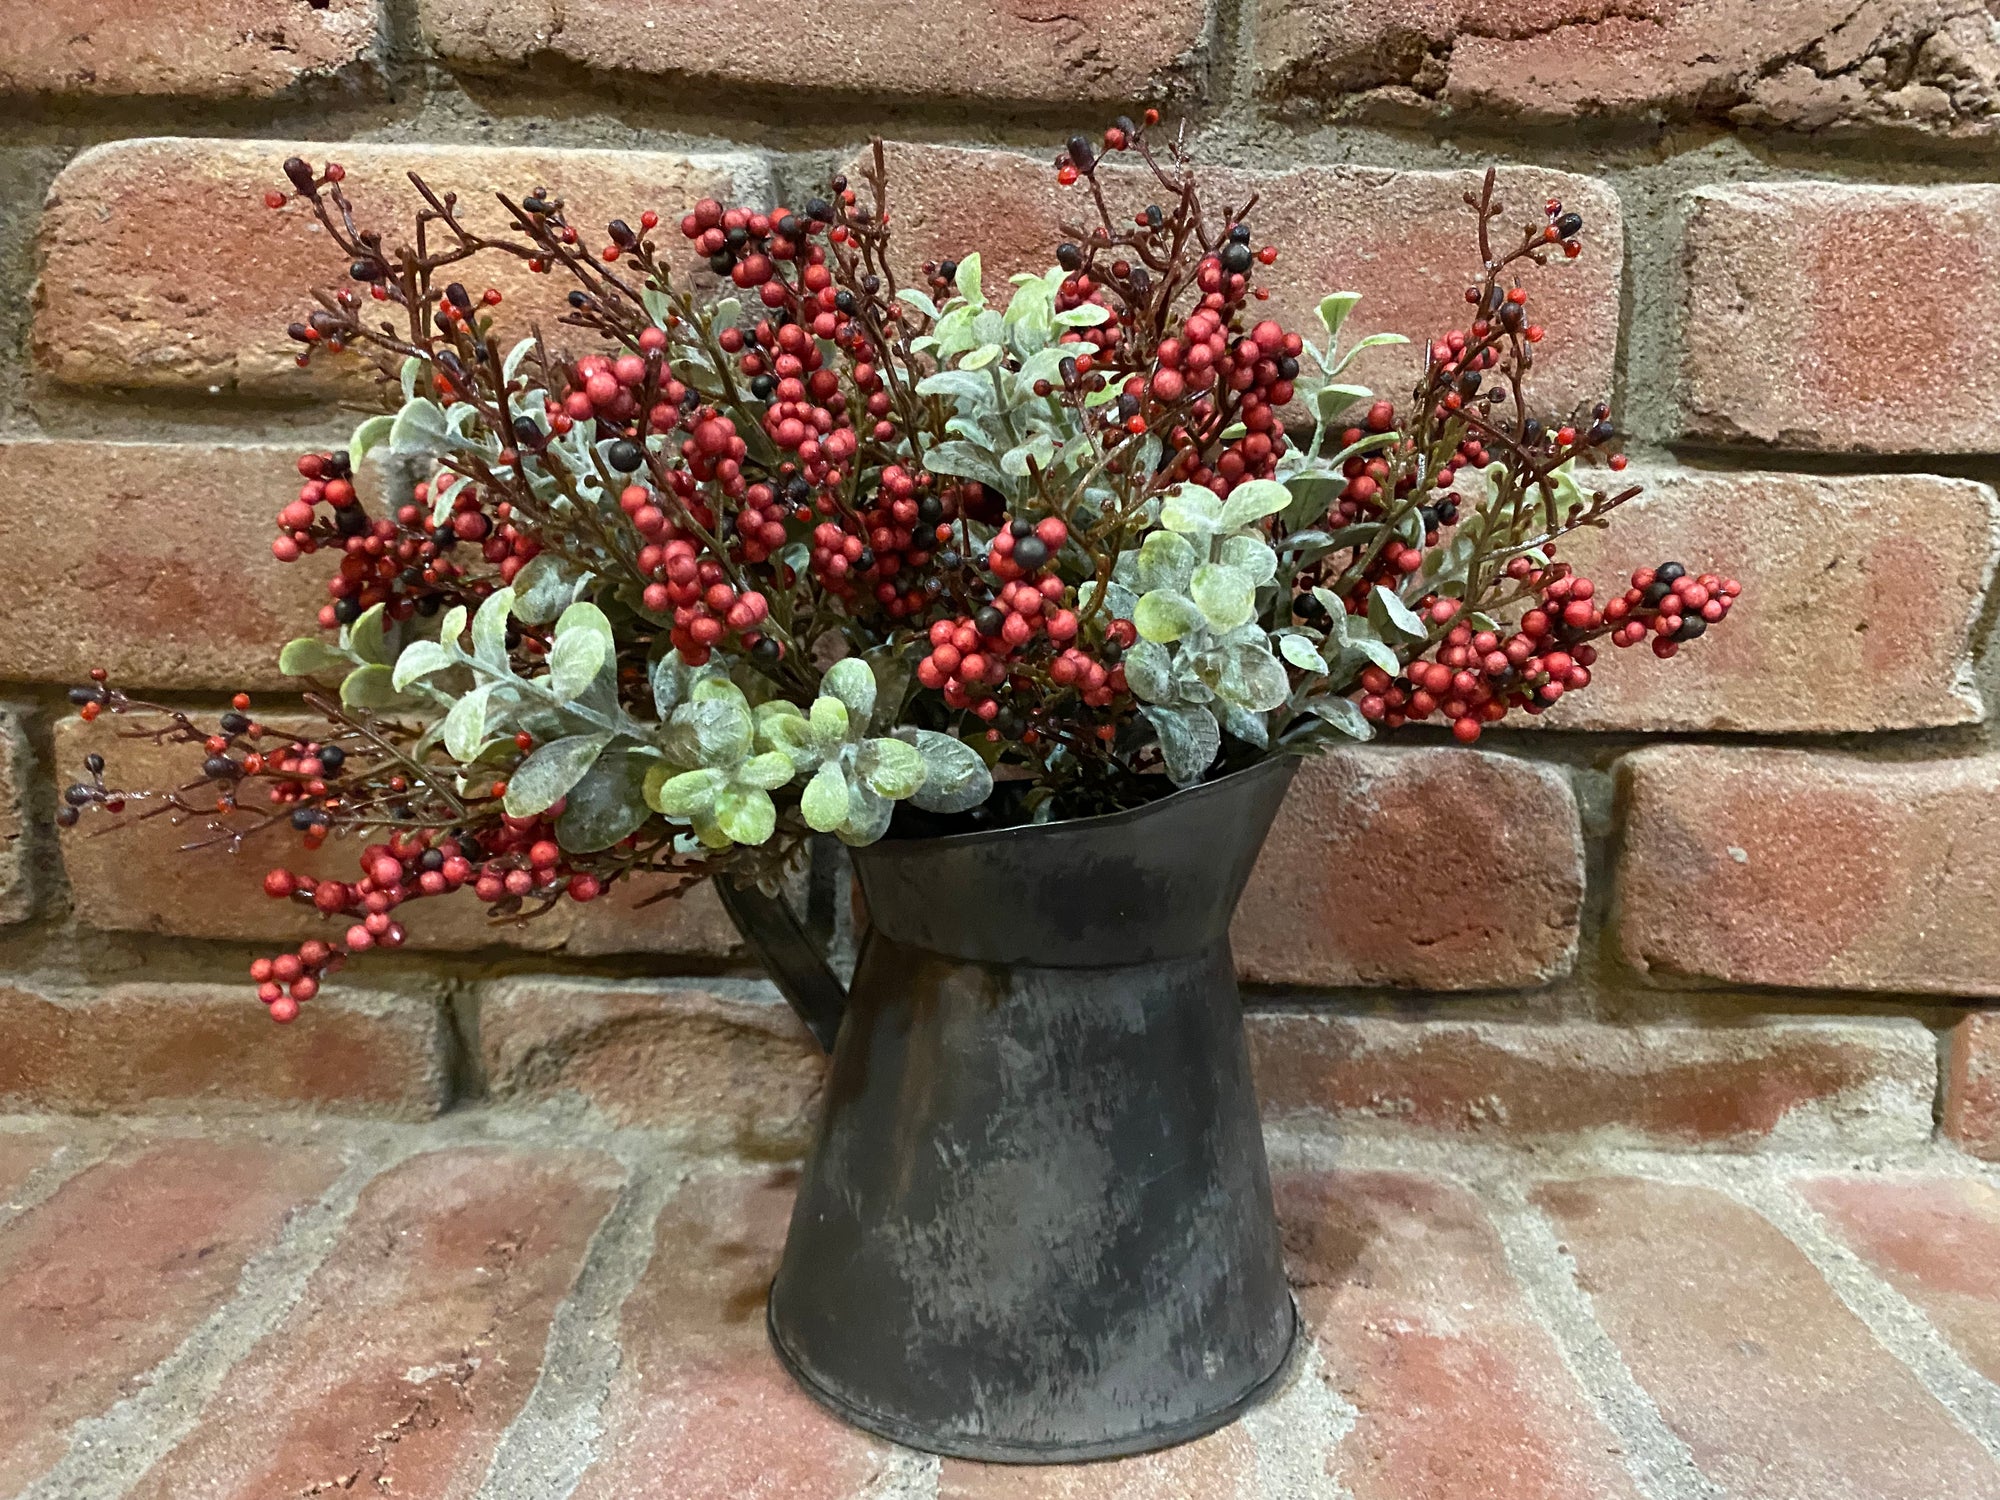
[716,755,1299,1463]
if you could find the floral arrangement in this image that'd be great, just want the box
[57,116,1737,1021]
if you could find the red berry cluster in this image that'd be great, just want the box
[1605,563,1741,657]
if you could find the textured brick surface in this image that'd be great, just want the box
[1679,183,2000,453]
[570,1166,894,1500]
[0,1138,341,1494]
[1251,1014,1937,1149]
[1945,1012,2000,1158]
[1254,0,2000,138]
[0,1134,62,1205]
[1801,1173,2000,1387]
[477,979,822,1145]
[0,709,27,924]
[1617,748,2000,995]
[1235,748,1583,991]
[127,1146,621,1500]
[1282,1168,1642,1500]
[0,441,341,690]
[420,0,1211,105]
[854,145,1621,412]
[1536,1175,2000,1500]
[942,1429,1258,1498]
[53,713,742,958]
[1,0,380,99]
[35,138,740,395]
[0,981,448,1117]
[1545,469,1997,732]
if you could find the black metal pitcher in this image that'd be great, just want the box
[716,755,1299,1463]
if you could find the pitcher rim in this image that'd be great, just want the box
[862,751,1300,859]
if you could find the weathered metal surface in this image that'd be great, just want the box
[729,757,1300,1462]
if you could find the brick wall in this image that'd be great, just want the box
[3,0,1998,1154]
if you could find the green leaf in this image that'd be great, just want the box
[1318,292,1363,343]
[1315,383,1373,424]
[278,637,350,677]
[897,287,940,320]
[391,639,452,691]
[1331,331,1411,378]
[837,784,895,846]
[1052,302,1111,328]
[714,785,777,846]
[808,696,850,749]
[350,413,395,468]
[737,750,797,791]
[801,761,851,833]
[472,588,516,670]
[648,765,721,817]
[339,663,399,709]
[954,252,982,307]
[1307,695,1374,741]
[1218,479,1292,532]
[1218,533,1278,587]
[547,629,606,700]
[389,397,450,457]
[1122,638,1175,703]
[556,746,652,852]
[1134,590,1206,644]
[347,603,389,666]
[667,698,754,768]
[856,737,924,800]
[900,729,993,815]
[511,554,587,624]
[1190,564,1257,632]
[442,683,494,761]
[1277,631,1329,674]
[1160,484,1224,537]
[505,732,612,817]
[439,605,468,649]
[1369,584,1428,643]
[1135,530,1199,594]
[820,657,877,730]
[923,440,1009,492]
[959,341,1003,371]
[1141,703,1221,787]
[1216,642,1290,713]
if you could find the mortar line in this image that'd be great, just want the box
[16,1135,420,1500]
[469,1142,682,1500]
[0,1129,112,1230]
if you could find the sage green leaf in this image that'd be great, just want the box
[758,707,818,763]
[439,605,468,649]
[1369,584,1428,643]
[1315,383,1372,424]
[856,737,924,800]
[1331,331,1411,378]
[1218,533,1278,586]
[349,413,395,468]
[1122,638,1175,703]
[504,732,612,817]
[548,629,607,701]
[820,657,877,729]
[1141,703,1221,787]
[668,698,754,767]
[1191,563,1257,632]
[738,750,797,791]
[1217,479,1291,533]
[442,682,494,761]
[899,729,993,815]
[1307,695,1375,740]
[278,637,350,677]
[959,341,1003,371]
[556,746,652,852]
[339,663,399,709]
[953,252,982,307]
[472,587,516,669]
[389,396,450,457]
[801,761,850,833]
[1217,642,1290,713]
[648,765,722,817]
[1221,701,1270,750]
[391,639,452,691]
[1276,632,1329,674]
[837,785,895,847]
[1317,292,1362,343]
[714,785,777,846]
[511,553,587,624]
[1134,590,1205,644]
[809,695,851,748]
[1160,484,1224,537]
[1135,530,1199,594]
[922,440,1009,492]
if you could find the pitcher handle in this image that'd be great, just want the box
[716,876,848,1054]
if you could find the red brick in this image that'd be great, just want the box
[1679,184,2000,453]
[53,713,742,958]
[1801,1173,2000,1387]
[1282,1168,1642,1500]
[1250,1015,1936,1149]
[128,1146,621,1500]
[571,1166,893,1500]
[1617,748,2000,995]
[419,0,1210,105]
[852,144,1620,412]
[0,0,380,98]
[478,979,822,1145]
[1253,0,2000,139]
[1545,469,1997,732]
[0,1138,341,1494]
[0,980,448,1118]
[941,1427,1258,1499]
[0,1134,62,1205]
[1945,1012,2000,1158]
[1234,748,1582,990]
[1535,1175,2000,1499]
[34,138,740,395]
[0,441,341,690]
[0,710,27,924]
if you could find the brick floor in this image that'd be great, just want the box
[1,1120,1997,1498]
